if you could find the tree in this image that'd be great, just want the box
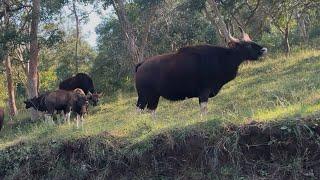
[72,0,81,73]
[28,0,40,120]
[265,0,319,54]
[4,55,18,118]
[94,0,218,93]
[69,0,93,73]
[206,0,231,46]
[104,0,163,63]
[1,0,21,119]
[53,35,96,81]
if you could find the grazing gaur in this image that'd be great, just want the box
[59,73,102,106]
[44,90,89,128]
[24,92,65,122]
[87,92,102,106]
[0,107,4,131]
[72,88,98,107]
[135,28,267,116]
[24,92,49,112]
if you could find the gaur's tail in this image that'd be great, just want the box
[135,61,144,72]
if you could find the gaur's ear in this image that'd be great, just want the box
[228,42,237,48]
[98,92,103,97]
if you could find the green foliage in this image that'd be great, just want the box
[40,68,58,92]
[92,15,133,93]
[93,0,320,93]
[40,35,96,83]
[93,0,218,94]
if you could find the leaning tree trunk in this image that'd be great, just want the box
[28,0,40,120]
[296,13,308,43]
[204,7,225,46]
[112,0,142,63]
[3,0,17,119]
[137,4,157,63]
[112,0,160,63]
[283,26,290,55]
[206,0,231,46]
[5,55,18,118]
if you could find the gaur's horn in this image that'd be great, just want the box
[238,26,251,42]
[228,32,239,43]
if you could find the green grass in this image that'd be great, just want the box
[1,49,320,178]
[1,49,320,149]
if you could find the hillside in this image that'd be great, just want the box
[1,49,320,179]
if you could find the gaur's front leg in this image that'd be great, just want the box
[199,89,211,116]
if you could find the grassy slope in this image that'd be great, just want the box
[1,49,320,178]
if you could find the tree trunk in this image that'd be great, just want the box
[137,5,157,62]
[72,0,80,73]
[204,7,225,46]
[206,0,231,46]
[112,0,159,63]
[283,26,290,55]
[3,0,17,119]
[28,0,40,120]
[112,0,142,63]
[296,12,308,43]
[5,55,18,118]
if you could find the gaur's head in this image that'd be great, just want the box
[87,92,103,106]
[228,27,267,61]
[76,95,90,115]
[24,97,37,109]
[73,88,86,96]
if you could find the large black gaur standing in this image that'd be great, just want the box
[59,73,102,106]
[0,107,4,131]
[59,73,95,94]
[135,28,267,115]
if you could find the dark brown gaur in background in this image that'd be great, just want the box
[135,27,267,117]
[0,107,4,131]
[59,73,103,106]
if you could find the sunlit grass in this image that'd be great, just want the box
[1,49,320,150]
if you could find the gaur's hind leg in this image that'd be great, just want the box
[146,95,160,120]
[199,89,210,116]
[76,114,84,129]
[64,111,71,125]
[76,115,80,128]
[80,115,84,128]
[46,107,55,125]
[136,93,147,112]
[64,107,71,125]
